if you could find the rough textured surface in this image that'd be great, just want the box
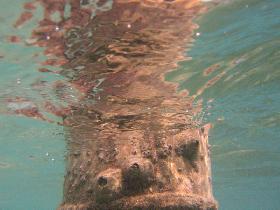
[51,0,218,209]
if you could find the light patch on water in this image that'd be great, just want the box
[0,161,12,169]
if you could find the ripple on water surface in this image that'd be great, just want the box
[166,0,280,209]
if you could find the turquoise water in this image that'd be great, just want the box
[167,0,280,209]
[0,116,64,210]
[1,0,279,209]
[0,1,65,209]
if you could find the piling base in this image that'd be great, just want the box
[59,193,217,210]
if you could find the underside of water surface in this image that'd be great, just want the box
[0,0,279,209]
[167,0,280,209]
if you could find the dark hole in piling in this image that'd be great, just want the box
[98,176,108,187]
[131,163,140,170]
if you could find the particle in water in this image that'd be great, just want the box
[217,117,224,122]
[55,26,60,31]
[51,158,55,161]
[16,78,21,84]
[46,35,50,40]
[0,162,11,168]
[46,152,49,156]
[196,32,201,37]
[25,38,37,45]
[127,24,131,29]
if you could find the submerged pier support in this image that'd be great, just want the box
[57,0,217,209]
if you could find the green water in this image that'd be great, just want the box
[0,1,65,209]
[0,116,64,210]
[167,0,280,209]
[1,0,279,209]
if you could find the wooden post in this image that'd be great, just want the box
[58,1,217,209]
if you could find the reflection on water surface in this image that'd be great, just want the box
[167,0,280,209]
[1,0,219,209]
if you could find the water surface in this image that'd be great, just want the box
[167,0,280,209]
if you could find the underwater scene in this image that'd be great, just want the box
[0,0,279,209]
[167,0,280,209]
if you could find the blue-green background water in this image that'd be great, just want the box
[0,0,279,209]
[168,0,280,209]
[0,1,65,209]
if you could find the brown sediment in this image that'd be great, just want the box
[15,0,217,209]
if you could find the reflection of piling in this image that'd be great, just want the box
[57,0,217,209]
[60,97,217,209]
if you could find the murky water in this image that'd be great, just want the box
[167,0,280,209]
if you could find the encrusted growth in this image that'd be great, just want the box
[24,0,219,209]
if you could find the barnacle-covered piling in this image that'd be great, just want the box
[54,0,218,209]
